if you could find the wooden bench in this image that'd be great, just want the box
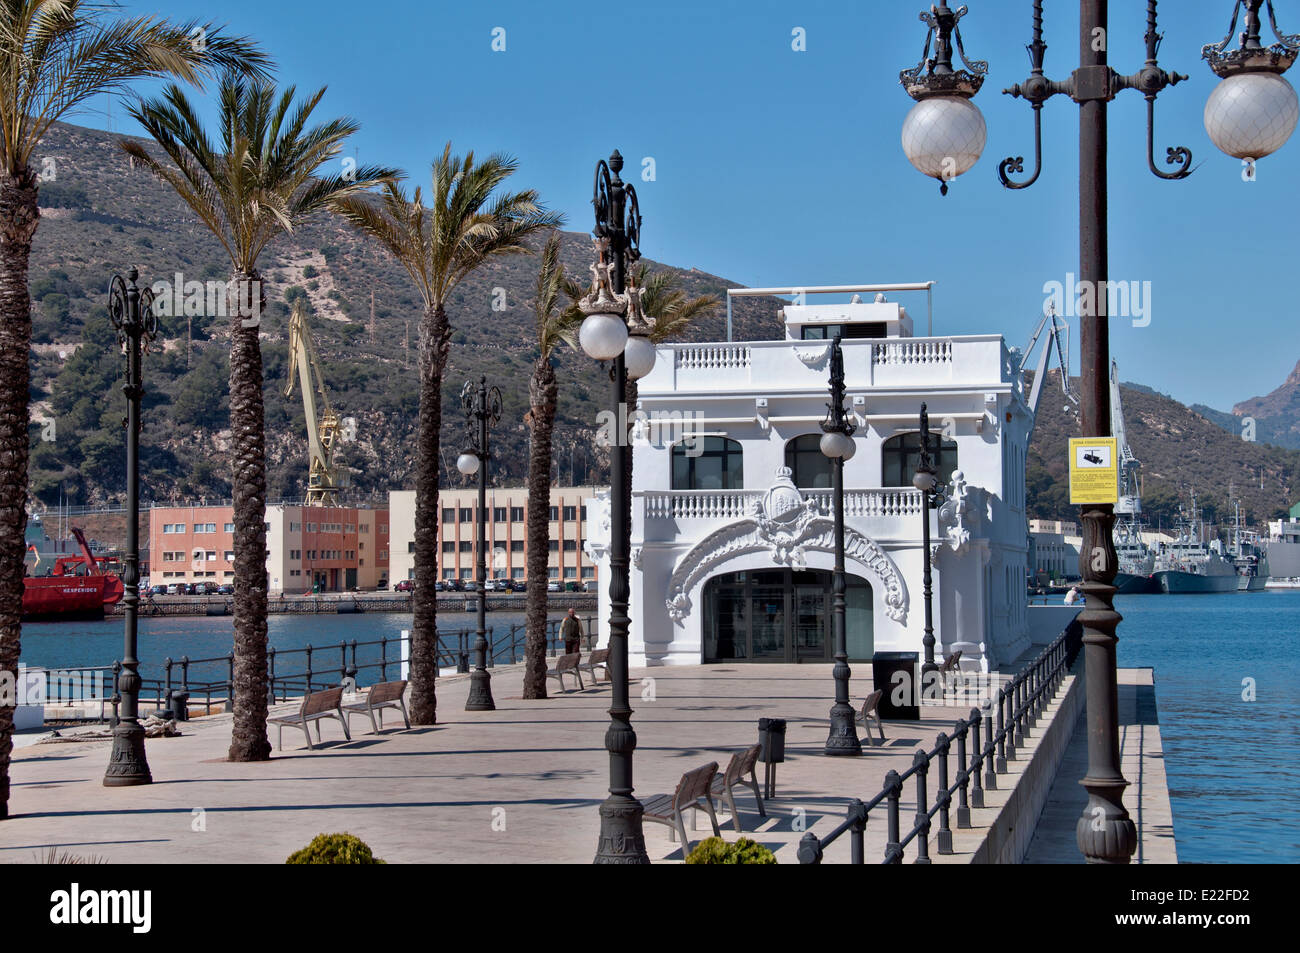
[343,679,410,735]
[546,652,585,692]
[709,743,766,832]
[579,648,610,684]
[858,689,886,746]
[267,686,351,750]
[642,762,721,851]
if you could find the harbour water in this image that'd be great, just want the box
[1115,591,1300,864]
[17,593,1299,863]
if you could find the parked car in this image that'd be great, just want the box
[547,581,560,593]
[395,579,414,592]
[446,579,464,592]
[434,581,445,592]
[216,583,234,595]
[510,580,527,593]
[193,582,210,595]
[150,584,168,596]
[375,580,388,591]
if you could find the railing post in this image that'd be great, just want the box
[1013,678,1025,750]
[457,630,470,674]
[984,699,997,791]
[487,626,495,668]
[226,652,235,712]
[380,636,388,682]
[305,644,313,695]
[348,639,358,686]
[969,708,984,809]
[163,657,173,709]
[267,647,275,705]
[936,735,953,854]
[913,750,931,865]
[181,655,190,693]
[884,769,903,864]
[954,723,971,829]
[797,832,824,865]
[997,685,1009,770]
[849,798,866,864]
[339,640,348,686]
[110,661,122,728]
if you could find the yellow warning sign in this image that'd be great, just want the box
[1068,437,1119,504]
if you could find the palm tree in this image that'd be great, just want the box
[121,76,397,761]
[333,147,562,723]
[521,235,581,698]
[0,3,268,818]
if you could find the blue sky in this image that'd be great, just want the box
[87,0,1299,411]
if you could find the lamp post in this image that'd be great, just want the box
[104,267,156,787]
[895,0,1300,862]
[912,404,940,700]
[819,333,861,756]
[457,376,502,712]
[579,150,655,864]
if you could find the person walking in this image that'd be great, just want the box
[561,608,584,655]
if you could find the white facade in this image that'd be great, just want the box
[586,288,1035,672]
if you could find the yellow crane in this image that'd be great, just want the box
[284,299,343,505]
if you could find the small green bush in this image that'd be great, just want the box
[285,833,385,864]
[684,837,777,865]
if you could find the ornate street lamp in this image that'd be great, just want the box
[899,1,989,194]
[104,268,157,787]
[912,404,940,698]
[456,376,502,712]
[898,0,1229,863]
[819,333,861,756]
[580,150,654,864]
[1202,0,1300,172]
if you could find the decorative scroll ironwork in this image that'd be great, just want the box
[901,2,988,100]
[1203,0,1298,77]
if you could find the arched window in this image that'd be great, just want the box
[881,431,958,488]
[672,437,743,490]
[784,434,833,488]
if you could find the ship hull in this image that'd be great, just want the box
[1115,572,1159,594]
[1237,573,1267,592]
[22,575,124,620]
[1154,570,1239,594]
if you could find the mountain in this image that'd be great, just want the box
[1027,370,1300,533]
[25,120,780,508]
[1187,359,1300,451]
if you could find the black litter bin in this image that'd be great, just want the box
[872,651,920,720]
[169,689,190,722]
[757,717,787,799]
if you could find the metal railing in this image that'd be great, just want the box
[100,615,600,721]
[798,619,1083,865]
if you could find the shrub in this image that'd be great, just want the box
[285,833,385,864]
[684,837,777,865]
[302,264,318,279]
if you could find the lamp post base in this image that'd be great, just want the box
[1076,788,1137,864]
[594,794,651,863]
[824,702,862,756]
[464,670,495,711]
[103,721,152,787]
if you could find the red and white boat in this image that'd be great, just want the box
[23,527,124,620]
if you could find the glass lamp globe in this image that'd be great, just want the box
[841,436,856,461]
[913,468,938,493]
[579,312,628,361]
[624,334,656,381]
[1204,71,1300,160]
[456,452,480,476]
[820,431,854,459]
[901,96,987,185]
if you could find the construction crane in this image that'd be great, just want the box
[1021,302,1078,442]
[1110,359,1141,515]
[284,299,342,505]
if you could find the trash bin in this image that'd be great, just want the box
[169,689,190,722]
[872,651,920,720]
[758,717,786,763]
[757,717,787,799]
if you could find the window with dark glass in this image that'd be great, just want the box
[459,541,472,553]
[562,505,577,521]
[881,431,958,487]
[510,506,524,522]
[493,507,507,522]
[784,434,833,489]
[510,540,524,552]
[442,508,454,523]
[671,437,743,491]
[459,507,473,522]
[548,506,558,521]
[548,539,559,552]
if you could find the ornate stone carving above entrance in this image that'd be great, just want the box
[665,467,908,625]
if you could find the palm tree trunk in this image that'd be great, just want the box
[410,302,450,723]
[227,272,270,762]
[0,168,39,818]
[522,358,558,699]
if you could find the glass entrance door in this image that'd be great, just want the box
[749,571,787,660]
[792,578,829,661]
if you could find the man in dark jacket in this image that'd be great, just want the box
[561,608,584,655]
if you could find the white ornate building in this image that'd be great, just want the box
[585,285,1034,671]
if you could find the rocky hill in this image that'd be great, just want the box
[25,120,779,508]
[1026,371,1300,533]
